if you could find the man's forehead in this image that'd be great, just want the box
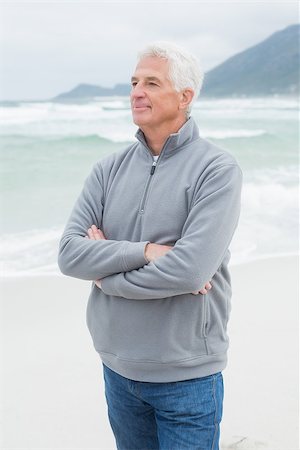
[131,57,170,80]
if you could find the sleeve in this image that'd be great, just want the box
[57,162,149,281]
[100,164,243,299]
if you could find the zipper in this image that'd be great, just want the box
[139,136,171,214]
[150,161,157,175]
[139,160,157,214]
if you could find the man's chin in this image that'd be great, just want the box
[132,115,151,127]
[132,107,151,120]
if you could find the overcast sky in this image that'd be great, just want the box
[0,1,298,100]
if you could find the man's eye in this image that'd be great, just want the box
[149,82,158,86]
[131,82,137,87]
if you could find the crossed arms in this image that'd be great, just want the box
[58,161,242,300]
[86,224,212,295]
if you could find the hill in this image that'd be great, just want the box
[201,24,299,96]
[53,83,130,101]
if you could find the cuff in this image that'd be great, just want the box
[123,240,150,271]
[101,274,119,296]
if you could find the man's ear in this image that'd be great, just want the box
[179,88,194,111]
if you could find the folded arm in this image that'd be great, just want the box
[89,228,212,295]
[57,162,149,280]
[100,164,243,299]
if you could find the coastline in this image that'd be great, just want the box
[1,255,298,449]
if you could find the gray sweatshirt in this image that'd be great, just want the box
[58,117,243,382]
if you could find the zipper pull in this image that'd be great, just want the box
[150,161,157,175]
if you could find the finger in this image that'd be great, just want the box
[91,224,106,240]
[97,228,106,239]
[90,225,101,240]
[205,282,212,290]
[199,288,208,295]
[87,228,95,239]
[91,225,101,240]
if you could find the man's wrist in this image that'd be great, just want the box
[144,242,151,263]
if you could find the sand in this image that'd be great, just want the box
[1,255,298,450]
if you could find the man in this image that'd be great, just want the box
[58,42,243,450]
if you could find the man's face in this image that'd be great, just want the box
[130,56,184,131]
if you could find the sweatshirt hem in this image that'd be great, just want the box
[98,350,228,382]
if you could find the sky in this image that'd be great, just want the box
[0,0,298,100]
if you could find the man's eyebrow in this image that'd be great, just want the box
[131,76,161,83]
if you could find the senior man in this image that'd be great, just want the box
[58,42,243,450]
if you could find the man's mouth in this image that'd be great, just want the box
[132,105,150,110]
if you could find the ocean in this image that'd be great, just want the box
[0,96,298,277]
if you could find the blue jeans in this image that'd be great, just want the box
[103,364,224,450]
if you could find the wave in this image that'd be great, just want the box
[0,133,132,146]
[194,96,299,110]
[56,133,133,145]
[245,165,299,185]
[0,100,131,126]
[101,100,130,110]
[0,227,63,277]
[0,113,137,142]
[1,128,269,147]
[201,129,268,139]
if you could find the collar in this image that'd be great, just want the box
[135,117,200,158]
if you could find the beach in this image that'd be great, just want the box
[1,255,298,450]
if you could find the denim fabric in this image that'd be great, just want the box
[103,364,224,450]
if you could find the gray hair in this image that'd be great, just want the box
[137,41,204,117]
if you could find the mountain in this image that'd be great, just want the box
[53,24,299,100]
[53,83,130,101]
[201,24,299,97]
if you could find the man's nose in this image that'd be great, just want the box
[131,83,146,99]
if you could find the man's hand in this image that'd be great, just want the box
[192,281,212,296]
[86,224,106,240]
[144,242,173,262]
